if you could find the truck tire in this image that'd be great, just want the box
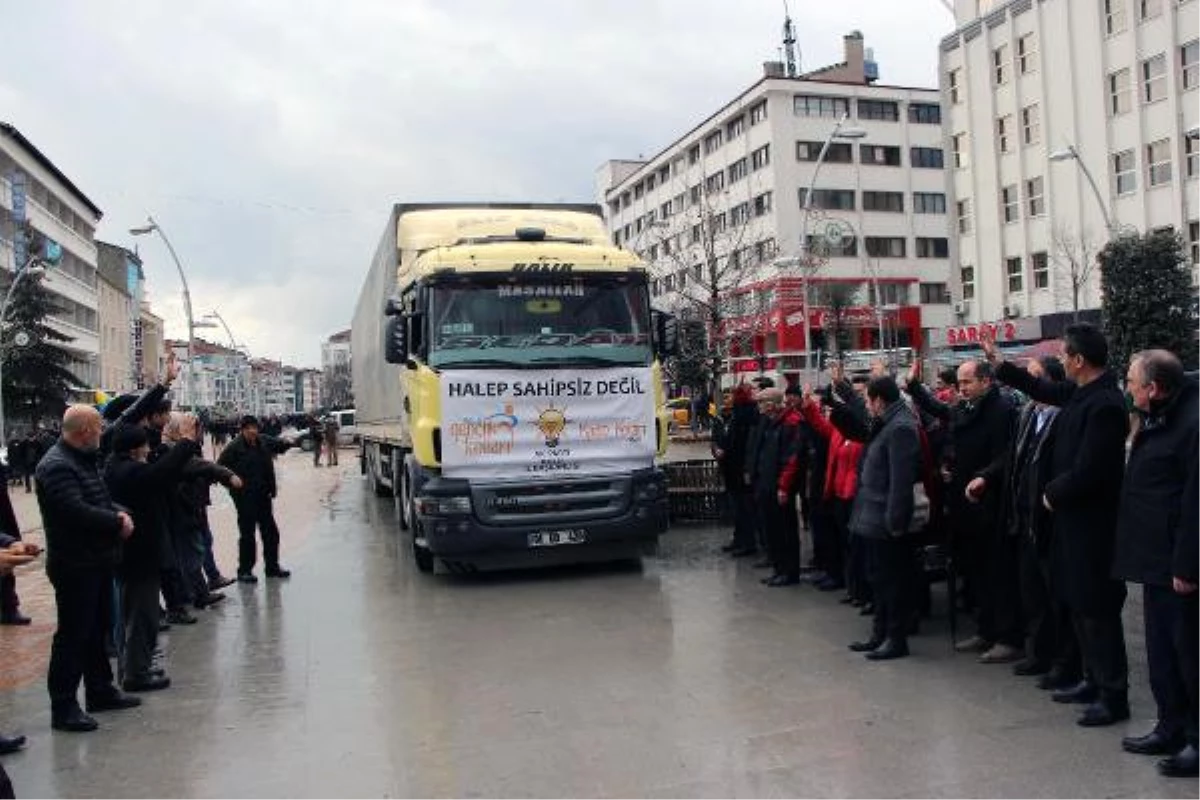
[369,446,391,498]
[393,452,409,531]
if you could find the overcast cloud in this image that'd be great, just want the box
[2,1,953,367]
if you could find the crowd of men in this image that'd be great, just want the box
[711,322,1197,779]
[0,351,301,777]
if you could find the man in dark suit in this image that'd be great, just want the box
[983,323,1131,727]
[1114,350,1198,777]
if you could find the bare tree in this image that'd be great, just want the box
[1051,224,1100,322]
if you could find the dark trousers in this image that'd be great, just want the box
[1020,537,1080,675]
[1073,607,1129,698]
[312,443,321,467]
[237,496,282,574]
[812,504,842,583]
[47,566,116,715]
[731,490,757,552]
[760,490,799,578]
[1,525,19,618]
[1144,584,1199,745]
[326,441,338,466]
[200,524,221,583]
[121,573,161,682]
[959,516,1022,646]
[838,500,871,603]
[868,536,917,642]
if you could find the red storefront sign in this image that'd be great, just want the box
[931,318,1042,348]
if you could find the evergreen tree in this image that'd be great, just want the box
[1099,228,1199,372]
[1,229,81,426]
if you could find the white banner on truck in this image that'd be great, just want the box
[440,368,656,481]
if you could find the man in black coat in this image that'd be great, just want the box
[747,389,803,586]
[218,416,294,583]
[984,323,1131,727]
[35,406,141,733]
[908,358,1020,663]
[1114,350,1198,777]
[104,423,201,692]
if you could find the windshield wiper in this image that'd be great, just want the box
[436,359,528,370]
[528,355,645,367]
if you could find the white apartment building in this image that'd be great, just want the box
[168,338,253,412]
[596,33,955,379]
[322,329,352,407]
[0,123,102,390]
[96,242,145,394]
[939,0,1199,346]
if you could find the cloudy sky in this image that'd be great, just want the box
[3,0,954,367]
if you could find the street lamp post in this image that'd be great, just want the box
[1048,145,1117,237]
[0,260,47,447]
[129,216,197,408]
[789,115,867,386]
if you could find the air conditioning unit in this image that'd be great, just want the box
[953,301,970,316]
[1004,303,1022,318]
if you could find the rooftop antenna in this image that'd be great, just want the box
[782,0,799,77]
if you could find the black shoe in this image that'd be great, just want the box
[122,675,171,693]
[265,567,291,579]
[816,577,845,592]
[208,575,236,591]
[237,572,258,584]
[86,691,142,713]
[1157,744,1200,778]
[766,574,800,587]
[838,595,855,605]
[1051,680,1099,704]
[849,638,884,653]
[165,608,198,625]
[730,547,758,558]
[1012,658,1050,677]
[720,541,738,553]
[51,707,98,733]
[1037,670,1079,691]
[865,639,910,661]
[752,559,773,569]
[0,733,26,754]
[194,592,226,610]
[1077,696,1130,727]
[0,612,31,626]
[1122,729,1184,756]
[859,603,876,616]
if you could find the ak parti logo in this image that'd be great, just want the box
[534,405,567,448]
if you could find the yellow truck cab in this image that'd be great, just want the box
[351,203,676,574]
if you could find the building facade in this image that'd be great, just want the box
[139,303,166,388]
[322,329,352,407]
[939,0,1200,346]
[596,33,954,381]
[166,338,251,413]
[96,242,146,394]
[0,122,103,390]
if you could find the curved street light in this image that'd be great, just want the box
[1048,144,1117,237]
[129,216,198,408]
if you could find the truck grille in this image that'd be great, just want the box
[472,477,631,526]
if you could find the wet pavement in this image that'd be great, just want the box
[0,448,1196,797]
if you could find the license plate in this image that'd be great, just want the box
[527,529,587,547]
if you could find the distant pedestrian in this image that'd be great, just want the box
[323,414,340,466]
[218,416,294,583]
[310,417,323,467]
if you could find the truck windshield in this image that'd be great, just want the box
[428,277,652,368]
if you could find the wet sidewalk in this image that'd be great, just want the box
[0,457,1194,797]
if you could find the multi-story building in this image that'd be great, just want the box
[96,242,145,394]
[166,338,251,413]
[0,122,103,390]
[938,0,1199,350]
[295,368,325,413]
[321,329,352,407]
[139,303,166,388]
[596,33,954,381]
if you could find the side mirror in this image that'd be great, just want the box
[653,310,679,359]
[384,297,403,316]
[384,316,408,364]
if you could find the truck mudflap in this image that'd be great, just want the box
[415,467,668,568]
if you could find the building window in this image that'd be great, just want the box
[869,283,909,306]
[1018,33,1038,74]
[1032,251,1050,289]
[1189,221,1200,265]
[949,68,963,103]
[1021,104,1040,145]
[704,129,723,154]
[1183,40,1199,90]
[1105,0,1127,34]
[858,99,899,121]
[1187,136,1198,179]
[689,184,701,205]
[952,133,969,168]
[690,224,702,244]
[957,199,973,233]
[1140,0,1162,19]
[796,141,853,162]
[730,202,751,226]
[997,115,1013,153]
[660,200,672,219]
[705,171,726,193]
[753,191,773,216]
[908,102,942,124]
[806,234,858,257]
[1006,257,1024,293]
[993,44,1010,85]
[1002,185,1020,222]
[646,174,656,191]
[798,188,856,210]
[913,192,947,214]
[658,165,669,183]
[727,116,745,140]
[1113,149,1138,194]
[961,266,976,300]
[633,182,643,200]
[728,158,749,184]
[687,144,701,165]
[794,94,850,118]
[863,191,905,212]
[865,237,906,258]
[916,237,949,258]
[1147,138,1173,186]
[910,147,945,169]
[1109,68,1132,115]
[749,100,768,125]
[919,283,952,304]
[860,145,902,166]
[750,144,771,170]
[1026,176,1045,217]
[1143,54,1167,102]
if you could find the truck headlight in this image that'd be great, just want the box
[415,495,472,516]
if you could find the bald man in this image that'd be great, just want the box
[36,405,140,733]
